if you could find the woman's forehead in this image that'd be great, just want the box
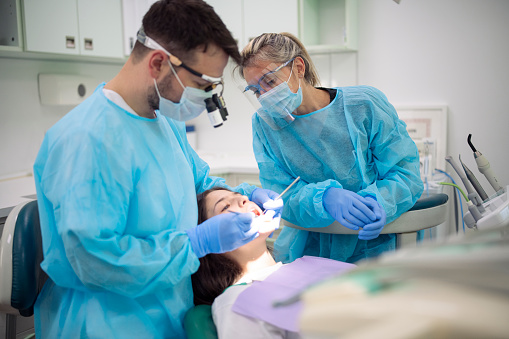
[207,190,240,209]
[244,61,288,82]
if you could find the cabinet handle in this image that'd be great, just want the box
[84,38,93,50]
[66,36,76,49]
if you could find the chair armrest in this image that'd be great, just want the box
[282,194,449,235]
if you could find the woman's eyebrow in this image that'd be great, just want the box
[212,192,242,210]
[213,196,226,210]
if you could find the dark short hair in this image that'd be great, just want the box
[192,187,243,305]
[132,0,240,64]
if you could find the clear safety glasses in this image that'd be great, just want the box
[137,27,229,127]
[243,58,295,96]
[136,27,223,87]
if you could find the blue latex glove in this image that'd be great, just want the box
[186,212,258,258]
[358,196,387,240]
[323,187,377,230]
[250,188,284,217]
[251,188,284,238]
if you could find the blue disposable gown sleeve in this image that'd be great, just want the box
[253,125,343,228]
[174,121,257,197]
[344,87,424,223]
[38,132,199,298]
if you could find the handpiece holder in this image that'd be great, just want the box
[463,185,509,230]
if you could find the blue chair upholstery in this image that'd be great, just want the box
[0,200,47,339]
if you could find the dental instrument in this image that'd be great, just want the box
[467,134,504,193]
[275,176,301,201]
[439,182,482,223]
[445,155,484,208]
[459,154,488,201]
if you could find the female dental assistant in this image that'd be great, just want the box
[32,2,282,338]
[239,32,423,264]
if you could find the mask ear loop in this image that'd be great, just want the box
[286,60,300,93]
[167,60,186,90]
[153,59,186,99]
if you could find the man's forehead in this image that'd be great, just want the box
[186,44,228,77]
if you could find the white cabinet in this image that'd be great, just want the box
[205,0,356,52]
[204,0,244,47]
[22,0,124,58]
[206,0,298,49]
[300,0,358,52]
[0,0,23,51]
[121,0,159,56]
[243,0,299,46]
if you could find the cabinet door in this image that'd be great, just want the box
[78,0,123,58]
[23,0,80,55]
[205,0,244,48]
[243,0,299,45]
[122,0,159,56]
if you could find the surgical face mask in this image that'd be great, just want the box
[256,65,302,130]
[154,61,213,121]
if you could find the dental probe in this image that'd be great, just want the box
[275,176,301,201]
[467,134,503,193]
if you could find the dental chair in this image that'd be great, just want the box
[184,193,449,338]
[0,200,47,339]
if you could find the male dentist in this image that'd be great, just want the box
[33,1,282,338]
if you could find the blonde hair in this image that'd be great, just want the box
[238,32,320,86]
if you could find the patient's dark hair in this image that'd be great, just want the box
[191,187,244,306]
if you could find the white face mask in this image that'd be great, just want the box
[154,61,212,121]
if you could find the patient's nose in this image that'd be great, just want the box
[238,195,249,206]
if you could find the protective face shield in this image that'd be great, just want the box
[137,27,229,127]
[243,59,302,130]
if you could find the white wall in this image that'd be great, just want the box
[357,0,509,193]
[0,57,121,178]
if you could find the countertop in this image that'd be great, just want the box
[197,151,259,175]
[0,151,258,219]
[0,175,37,219]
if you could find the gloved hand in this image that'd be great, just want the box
[186,212,258,258]
[251,209,279,235]
[323,187,377,230]
[250,188,284,218]
[358,196,387,240]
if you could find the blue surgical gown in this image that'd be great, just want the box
[33,83,256,338]
[253,86,423,264]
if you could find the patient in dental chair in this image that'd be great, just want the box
[191,187,299,338]
[191,187,354,339]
